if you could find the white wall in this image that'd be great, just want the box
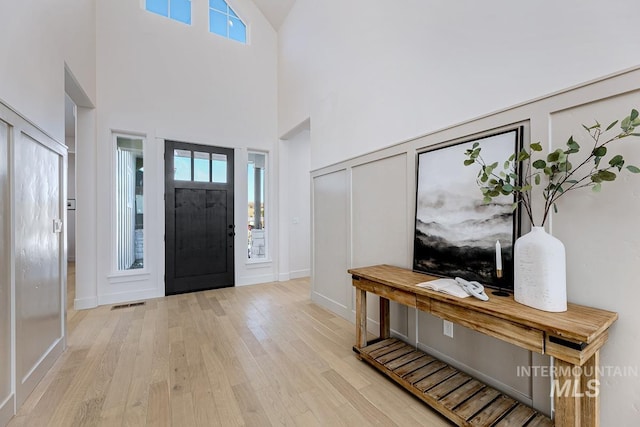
[283,3,640,422]
[0,1,96,310]
[0,0,96,142]
[279,0,640,171]
[92,0,278,304]
[312,169,350,318]
[351,154,411,338]
[309,68,640,422]
[74,106,98,309]
[281,129,311,279]
[551,93,640,423]
[0,2,95,422]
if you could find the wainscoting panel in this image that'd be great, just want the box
[311,169,351,318]
[310,68,640,418]
[550,90,640,422]
[352,154,410,338]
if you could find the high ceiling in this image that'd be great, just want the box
[65,1,296,140]
[251,0,296,30]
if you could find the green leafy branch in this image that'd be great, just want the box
[463,109,640,226]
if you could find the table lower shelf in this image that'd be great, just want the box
[356,338,552,427]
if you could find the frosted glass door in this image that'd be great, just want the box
[0,120,10,415]
[15,132,63,406]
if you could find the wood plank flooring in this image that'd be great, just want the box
[7,265,452,427]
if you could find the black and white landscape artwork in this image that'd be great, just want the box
[413,130,519,289]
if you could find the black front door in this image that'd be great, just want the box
[165,140,234,295]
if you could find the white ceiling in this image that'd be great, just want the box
[251,0,295,30]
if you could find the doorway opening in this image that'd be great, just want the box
[64,94,76,309]
[65,64,96,311]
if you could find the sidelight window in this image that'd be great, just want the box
[247,152,266,259]
[116,136,145,270]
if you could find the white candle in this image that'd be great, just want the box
[495,240,502,270]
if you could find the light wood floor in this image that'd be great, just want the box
[8,264,451,426]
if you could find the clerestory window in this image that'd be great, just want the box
[146,0,192,25]
[209,0,247,44]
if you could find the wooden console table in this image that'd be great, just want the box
[349,265,617,427]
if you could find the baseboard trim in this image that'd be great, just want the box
[236,273,276,286]
[74,296,98,310]
[0,394,15,427]
[278,269,310,282]
[290,269,310,279]
[311,291,350,320]
[278,272,291,282]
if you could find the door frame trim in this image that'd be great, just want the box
[164,140,235,295]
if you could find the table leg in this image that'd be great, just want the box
[379,297,390,339]
[553,358,581,426]
[355,288,367,349]
[580,351,600,427]
[553,353,600,427]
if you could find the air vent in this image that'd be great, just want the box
[111,301,146,310]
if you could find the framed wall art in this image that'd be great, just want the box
[413,127,523,290]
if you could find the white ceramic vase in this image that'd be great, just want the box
[514,226,567,312]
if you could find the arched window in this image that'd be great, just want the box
[209,0,247,44]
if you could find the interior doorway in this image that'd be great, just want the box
[64,95,76,296]
[64,65,96,311]
[165,141,235,295]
